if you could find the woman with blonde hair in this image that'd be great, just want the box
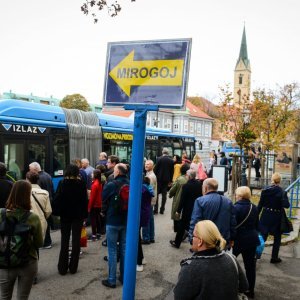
[257,172,290,264]
[233,186,260,299]
[174,220,248,300]
[190,154,207,180]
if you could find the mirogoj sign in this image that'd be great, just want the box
[103,39,192,109]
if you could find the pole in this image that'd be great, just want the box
[122,108,147,300]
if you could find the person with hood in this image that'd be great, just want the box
[257,172,290,264]
[169,164,190,233]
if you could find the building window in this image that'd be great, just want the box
[205,124,209,136]
[197,123,202,135]
[40,100,49,105]
[190,122,194,133]
[146,114,150,126]
[239,74,243,84]
[184,120,188,133]
[174,123,179,130]
[166,119,171,129]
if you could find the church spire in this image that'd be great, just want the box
[236,26,250,68]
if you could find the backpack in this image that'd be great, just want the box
[198,163,208,181]
[0,209,32,268]
[112,181,130,214]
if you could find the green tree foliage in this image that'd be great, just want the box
[251,83,299,152]
[60,94,91,111]
[81,0,136,23]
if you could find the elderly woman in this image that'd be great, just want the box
[233,186,260,299]
[257,172,290,264]
[174,220,248,300]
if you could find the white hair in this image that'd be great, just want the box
[29,162,41,172]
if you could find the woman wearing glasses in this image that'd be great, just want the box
[174,220,248,300]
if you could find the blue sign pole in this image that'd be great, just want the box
[122,105,158,300]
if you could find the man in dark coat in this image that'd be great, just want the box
[105,155,120,183]
[154,148,174,214]
[0,162,13,208]
[170,169,202,248]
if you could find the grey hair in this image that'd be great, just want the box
[81,158,89,164]
[29,162,41,172]
[162,148,169,155]
[186,169,196,179]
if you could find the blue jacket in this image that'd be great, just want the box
[189,192,236,242]
[102,175,129,226]
[234,199,260,250]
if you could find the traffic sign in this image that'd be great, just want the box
[103,39,191,108]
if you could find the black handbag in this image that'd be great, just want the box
[280,209,293,233]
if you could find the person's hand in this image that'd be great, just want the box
[175,212,180,217]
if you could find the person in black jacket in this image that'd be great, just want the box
[54,164,88,275]
[233,186,260,299]
[257,172,290,264]
[0,162,13,208]
[170,170,202,248]
[154,148,174,214]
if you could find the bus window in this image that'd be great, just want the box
[174,149,182,158]
[4,143,24,180]
[28,143,46,170]
[53,135,68,176]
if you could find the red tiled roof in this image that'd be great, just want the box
[101,109,133,118]
[186,101,213,119]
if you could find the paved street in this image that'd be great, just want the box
[12,197,300,300]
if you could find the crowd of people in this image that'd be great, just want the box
[0,148,290,299]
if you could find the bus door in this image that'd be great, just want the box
[1,137,49,180]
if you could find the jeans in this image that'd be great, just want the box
[233,246,257,293]
[142,208,155,241]
[106,224,126,284]
[0,258,38,300]
[58,219,82,275]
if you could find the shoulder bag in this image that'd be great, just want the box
[236,204,252,229]
[280,191,293,233]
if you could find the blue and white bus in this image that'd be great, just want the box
[0,99,195,188]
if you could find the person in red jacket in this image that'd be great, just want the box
[88,169,103,241]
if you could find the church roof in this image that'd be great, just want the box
[236,26,250,68]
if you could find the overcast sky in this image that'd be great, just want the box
[0,0,299,105]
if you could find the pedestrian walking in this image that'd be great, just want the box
[29,162,54,249]
[154,148,174,214]
[170,169,202,248]
[174,220,248,300]
[169,164,189,233]
[189,178,236,247]
[257,172,290,264]
[53,164,88,275]
[101,164,129,288]
[233,186,260,299]
[172,155,182,182]
[142,160,157,244]
[0,180,43,299]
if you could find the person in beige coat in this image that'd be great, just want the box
[169,164,190,233]
[26,171,52,240]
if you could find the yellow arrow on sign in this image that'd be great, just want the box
[109,50,184,97]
